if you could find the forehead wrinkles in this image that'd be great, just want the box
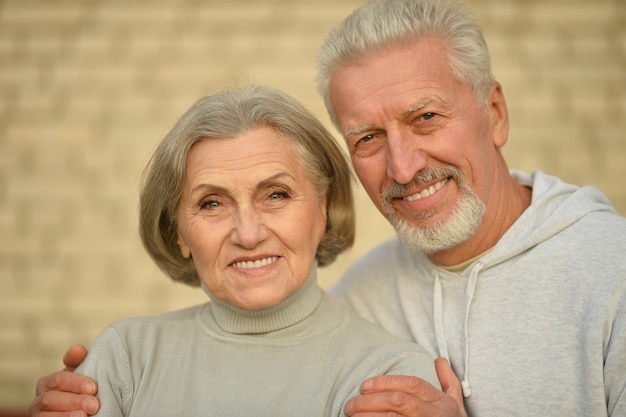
[336,39,459,128]
[184,134,301,186]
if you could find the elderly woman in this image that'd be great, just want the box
[59,85,441,416]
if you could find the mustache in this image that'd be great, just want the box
[382,166,465,202]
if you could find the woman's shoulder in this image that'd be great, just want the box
[104,302,209,340]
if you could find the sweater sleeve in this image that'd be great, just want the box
[378,348,441,389]
[75,326,133,417]
[334,346,441,417]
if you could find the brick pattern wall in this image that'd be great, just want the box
[1,0,624,410]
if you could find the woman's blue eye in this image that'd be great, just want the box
[201,200,220,209]
[269,191,289,200]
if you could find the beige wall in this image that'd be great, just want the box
[1,0,624,410]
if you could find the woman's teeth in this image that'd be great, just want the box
[233,256,278,269]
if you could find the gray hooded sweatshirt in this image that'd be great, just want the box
[330,170,626,417]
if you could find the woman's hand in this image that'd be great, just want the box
[29,345,100,417]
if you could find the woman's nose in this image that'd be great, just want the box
[230,206,269,249]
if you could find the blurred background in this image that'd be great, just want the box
[1,0,624,412]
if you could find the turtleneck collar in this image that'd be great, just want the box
[201,263,323,335]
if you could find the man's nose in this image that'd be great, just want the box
[386,129,428,185]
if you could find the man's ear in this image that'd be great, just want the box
[487,81,509,149]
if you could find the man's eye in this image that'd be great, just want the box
[360,134,375,143]
[422,112,436,121]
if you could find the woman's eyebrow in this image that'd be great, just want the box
[189,172,296,196]
[257,172,295,188]
[190,183,227,195]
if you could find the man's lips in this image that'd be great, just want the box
[231,256,279,269]
[403,178,449,202]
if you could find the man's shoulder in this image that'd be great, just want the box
[331,238,402,292]
[329,237,430,302]
[563,208,626,252]
[347,237,424,273]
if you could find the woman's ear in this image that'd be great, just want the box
[487,81,510,149]
[177,232,191,259]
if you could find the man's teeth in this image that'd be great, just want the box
[233,256,278,269]
[404,178,448,202]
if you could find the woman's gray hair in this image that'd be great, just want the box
[317,0,495,126]
[139,85,355,287]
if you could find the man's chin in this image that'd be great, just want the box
[391,209,484,254]
[393,221,458,254]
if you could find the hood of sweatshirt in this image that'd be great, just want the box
[481,169,617,268]
[433,169,617,397]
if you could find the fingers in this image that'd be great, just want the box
[35,371,97,396]
[62,345,89,372]
[345,390,432,416]
[30,411,88,417]
[360,375,441,401]
[345,373,466,417]
[30,390,99,416]
[30,371,100,417]
[346,375,442,416]
[29,346,99,416]
[435,358,462,400]
[435,358,467,417]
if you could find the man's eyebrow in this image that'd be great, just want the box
[344,124,375,139]
[402,96,438,117]
[343,96,441,138]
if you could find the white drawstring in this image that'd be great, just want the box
[433,263,482,398]
[460,261,483,398]
[432,270,449,360]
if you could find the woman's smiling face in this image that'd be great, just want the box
[176,126,327,311]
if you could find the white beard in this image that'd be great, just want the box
[382,166,486,254]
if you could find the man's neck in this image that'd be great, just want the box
[430,179,532,267]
